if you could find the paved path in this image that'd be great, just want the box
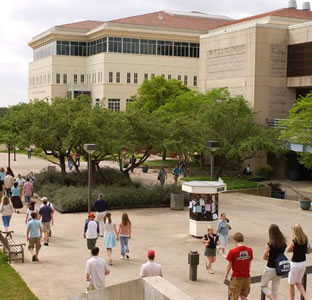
[6,193,312,300]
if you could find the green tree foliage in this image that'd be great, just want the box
[280,94,312,169]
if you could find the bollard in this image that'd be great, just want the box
[188,251,199,281]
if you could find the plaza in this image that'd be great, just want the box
[1,154,311,300]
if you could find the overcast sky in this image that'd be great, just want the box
[0,0,296,107]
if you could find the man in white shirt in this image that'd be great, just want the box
[140,250,163,278]
[4,173,14,197]
[86,247,110,290]
[84,212,99,250]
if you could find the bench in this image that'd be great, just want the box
[0,231,25,263]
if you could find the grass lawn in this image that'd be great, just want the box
[0,251,38,300]
[143,159,179,168]
[181,176,265,190]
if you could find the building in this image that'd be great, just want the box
[28,11,232,110]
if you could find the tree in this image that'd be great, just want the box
[280,94,312,169]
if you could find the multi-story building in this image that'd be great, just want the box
[28,11,232,110]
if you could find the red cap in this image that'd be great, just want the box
[89,212,95,219]
[147,250,155,259]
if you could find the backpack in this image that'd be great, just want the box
[275,253,290,276]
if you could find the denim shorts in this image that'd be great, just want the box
[24,196,31,203]
[2,215,12,227]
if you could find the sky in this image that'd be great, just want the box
[0,0,294,107]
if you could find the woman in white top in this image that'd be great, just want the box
[103,212,118,265]
[25,201,38,224]
[0,196,14,231]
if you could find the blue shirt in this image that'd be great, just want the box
[27,219,41,238]
[218,220,230,236]
[39,205,52,223]
[11,186,20,197]
[0,172,4,181]
[94,199,109,212]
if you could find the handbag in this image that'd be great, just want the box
[307,243,312,254]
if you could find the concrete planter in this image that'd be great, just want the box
[170,193,184,210]
[299,199,311,210]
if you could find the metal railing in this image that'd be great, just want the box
[225,265,312,300]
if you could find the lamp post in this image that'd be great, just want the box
[83,144,97,214]
[7,144,11,168]
[207,141,220,180]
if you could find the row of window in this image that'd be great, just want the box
[33,38,200,61]
[96,98,133,111]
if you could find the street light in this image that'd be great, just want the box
[207,141,220,180]
[83,144,97,214]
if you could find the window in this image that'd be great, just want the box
[108,98,120,111]
[109,72,113,83]
[116,72,120,83]
[177,75,182,81]
[144,73,148,80]
[123,38,139,54]
[108,37,122,53]
[151,74,155,78]
[184,75,188,86]
[81,74,85,83]
[74,74,78,84]
[140,40,157,55]
[193,75,198,87]
[168,74,171,80]
[134,73,138,84]
[190,43,200,58]
[127,72,131,84]
[56,73,60,84]
[126,99,132,106]
[63,74,67,84]
[92,73,96,84]
[174,42,189,57]
[95,98,100,106]
[161,74,165,78]
[157,40,173,56]
[98,72,102,83]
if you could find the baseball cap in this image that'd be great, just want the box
[89,212,95,219]
[147,250,155,259]
[40,197,48,201]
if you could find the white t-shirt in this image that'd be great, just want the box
[16,178,25,186]
[104,221,115,234]
[26,208,39,222]
[140,260,163,277]
[86,220,99,239]
[85,256,109,289]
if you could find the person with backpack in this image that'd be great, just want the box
[260,224,287,300]
[172,165,180,185]
[286,224,309,300]
[158,167,167,186]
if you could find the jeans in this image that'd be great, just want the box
[120,236,129,256]
[261,267,280,299]
[2,215,12,228]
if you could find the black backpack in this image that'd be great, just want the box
[275,253,290,276]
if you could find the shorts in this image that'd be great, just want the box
[229,277,251,300]
[87,238,97,250]
[204,247,216,257]
[219,234,228,249]
[28,237,41,251]
[41,222,51,233]
[24,196,31,203]
[288,261,306,284]
[2,215,12,227]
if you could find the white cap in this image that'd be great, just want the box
[40,197,48,202]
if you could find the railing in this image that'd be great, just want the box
[225,265,312,300]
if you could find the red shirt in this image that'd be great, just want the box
[227,245,253,278]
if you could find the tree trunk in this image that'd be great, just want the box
[59,154,66,174]
[200,152,205,169]
[162,151,167,161]
[214,159,228,178]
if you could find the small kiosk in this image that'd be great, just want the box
[182,180,227,237]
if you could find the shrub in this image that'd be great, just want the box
[256,164,273,179]
[39,184,187,213]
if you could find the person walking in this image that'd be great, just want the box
[94,194,109,237]
[27,146,32,159]
[25,201,38,224]
[39,197,54,237]
[158,167,167,186]
[117,213,131,260]
[23,177,33,208]
[260,224,287,300]
[6,167,14,177]
[75,152,80,167]
[26,212,42,262]
[202,226,219,274]
[103,212,118,265]
[224,232,253,300]
[172,165,180,185]
[85,247,110,291]
[0,196,14,232]
[0,167,5,197]
[286,224,309,300]
[11,182,23,213]
[16,174,25,200]
[84,212,99,250]
[140,250,163,277]
[178,159,186,177]
[38,198,53,246]
[217,213,231,257]
[4,172,14,197]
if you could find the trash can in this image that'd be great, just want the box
[188,251,199,281]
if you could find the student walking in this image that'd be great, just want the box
[260,224,287,300]
[217,213,231,257]
[0,196,14,232]
[224,232,253,300]
[94,194,109,237]
[23,177,33,207]
[172,165,180,185]
[103,212,118,265]
[117,213,131,260]
[202,226,219,274]
[140,250,163,278]
[11,182,23,213]
[25,201,38,224]
[158,167,167,186]
[26,212,42,262]
[286,224,309,300]
[16,174,25,200]
[4,172,14,197]
[38,198,53,246]
[0,167,5,197]
[84,212,99,250]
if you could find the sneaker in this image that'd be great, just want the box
[44,242,49,246]
[34,256,39,261]
[120,256,125,260]
[126,255,130,259]
[32,255,36,262]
